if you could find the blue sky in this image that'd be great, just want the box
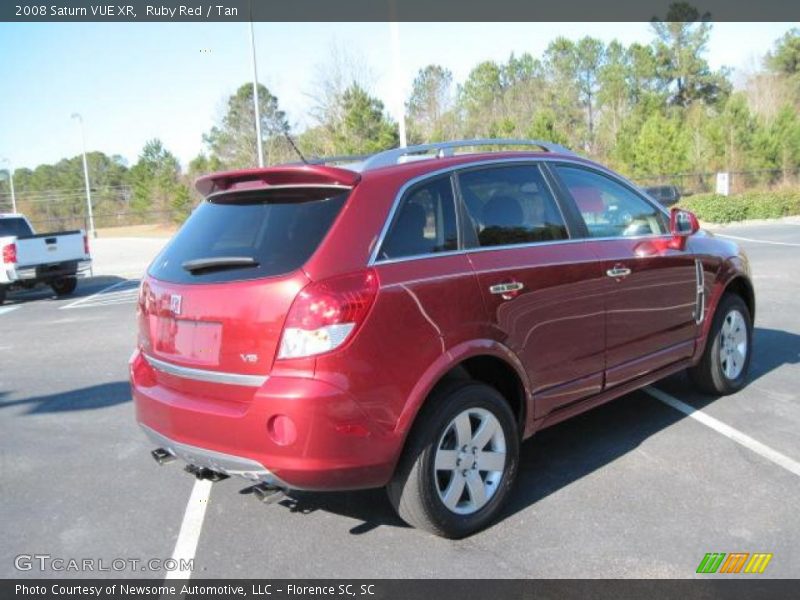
[0,22,795,171]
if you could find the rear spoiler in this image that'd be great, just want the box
[195,165,361,197]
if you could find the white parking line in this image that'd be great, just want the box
[644,386,800,478]
[0,306,21,316]
[60,279,139,310]
[165,478,213,580]
[715,233,800,247]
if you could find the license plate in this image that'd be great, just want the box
[153,317,222,366]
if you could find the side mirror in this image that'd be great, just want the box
[670,208,699,237]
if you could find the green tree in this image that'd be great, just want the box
[129,139,186,223]
[766,28,800,101]
[330,84,398,155]
[458,61,506,137]
[407,65,455,143]
[574,37,605,150]
[717,94,760,173]
[651,4,730,107]
[630,112,690,176]
[501,52,545,135]
[7,153,129,230]
[766,28,800,76]
[752,105,800,178]
[597,40,630,150]
[542,38,585,150]
[203,83,291,168]
[526,109,569,146]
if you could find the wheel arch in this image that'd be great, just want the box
[697,256,756,359]
[723,276,755,323]
[394,340,533,446]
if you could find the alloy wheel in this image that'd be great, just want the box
[434,407,507,515]
[719,308,748,380]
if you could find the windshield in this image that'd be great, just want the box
[148,188,349,284]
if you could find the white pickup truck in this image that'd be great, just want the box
[0,213,92,304]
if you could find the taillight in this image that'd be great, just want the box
[277,269,378,360]
[83,233,90,255]
[2,243,17,264]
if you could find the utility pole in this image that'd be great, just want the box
[70,113,96,238]
[249,18,265,167]
[390,22,407,148]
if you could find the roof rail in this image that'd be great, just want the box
[361,139,575,171]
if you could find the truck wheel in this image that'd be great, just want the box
[0,286,6,305]
[689,293,753,395]
[51,277,78,297]
[387,381,519,538]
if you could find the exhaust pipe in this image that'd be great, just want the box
[184,464,229,482]
[252,483,286,504]
[151,448,176,465]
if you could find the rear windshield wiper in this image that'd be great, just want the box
[182,256,260,273]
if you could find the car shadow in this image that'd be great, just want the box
[656,327,800,410]
[750,327,800,383]
[246,326,800,536]
[239,486,406,534]
[1,275,129,305]
[0,381,131,414]
[241,389,685,536]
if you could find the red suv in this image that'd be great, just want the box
[131,140,754,538]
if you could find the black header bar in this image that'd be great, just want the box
[3,579,798,600]
[2,0,800,22]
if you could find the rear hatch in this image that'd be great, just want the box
[139,170,357,394]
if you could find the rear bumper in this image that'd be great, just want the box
[140,424,289,487]
[130,349,400,491]
[10,259,91,282]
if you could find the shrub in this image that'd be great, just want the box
[678,190,800,223]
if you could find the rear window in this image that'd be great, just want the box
[0,217,33,238]
[149,188,348,284]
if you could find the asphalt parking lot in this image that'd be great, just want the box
[1,221,798,579]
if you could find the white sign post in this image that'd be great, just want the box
[716,172,730,196]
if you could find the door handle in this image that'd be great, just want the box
[489,281,524,299]
[606,266,632,279]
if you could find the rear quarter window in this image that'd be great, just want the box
[378,175,458,260]
[149,188,348,284]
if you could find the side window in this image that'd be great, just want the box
[458,165,568,248]
[379,175,458,260]
[555,165,668,238]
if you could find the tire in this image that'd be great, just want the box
[50,277,78,297]
[387,381,519,538]
[689,293,753,395]
[0,286,6,305]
